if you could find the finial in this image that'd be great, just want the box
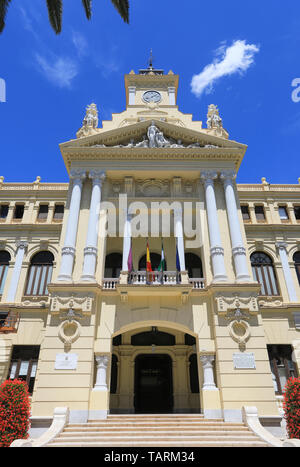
[148,49,153,68]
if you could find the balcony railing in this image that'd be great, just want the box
[102,272,205,289]
[0,313,19,333]
[102,278,119,290]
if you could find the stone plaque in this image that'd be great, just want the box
[55,353,78,370]
[233,352,256,369]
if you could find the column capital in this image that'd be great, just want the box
[69,169,86,183]
[276,241,288,251]
[16,241,28,251]
[89,170,106,186]
[220,170,237,185]
[200,170,218,186]
[95,354,109,367]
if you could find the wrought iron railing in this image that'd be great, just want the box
[0,313,19,333]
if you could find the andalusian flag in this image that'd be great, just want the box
[146,241,152,272]
[158,242,166,272]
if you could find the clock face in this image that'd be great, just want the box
[143,90,161,103]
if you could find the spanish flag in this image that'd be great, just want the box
[146,241,152,273]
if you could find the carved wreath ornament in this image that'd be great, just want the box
[215,293,258,350]
[58,308,83,350]
[226,309,251,350]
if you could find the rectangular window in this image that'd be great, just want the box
[0,204,9,219]
[241,205,250,221]
[37,204,48,220]
[254,205,266,221]
[25,264,53,296]
[294,206,300,221]
[278,206,289,220]
[267,345,298,395]
[13,204,24,219]
[8,345,40,394]
[53,204,64,220]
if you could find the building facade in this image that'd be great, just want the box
[0,63,300,431]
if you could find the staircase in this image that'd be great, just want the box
[46,414,270,447]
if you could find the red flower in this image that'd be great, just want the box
[0,379,30,447]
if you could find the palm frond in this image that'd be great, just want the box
[82,0,92,20]
[0,0,12,33]
[46,0,63,34]
[110,0,129,23]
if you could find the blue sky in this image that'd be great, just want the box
[0,0,299,183]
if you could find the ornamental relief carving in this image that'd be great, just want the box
[50,293,94,315]
[136,179,170,197]
[105,178,198,198]
[257,297,283,308]
[215,292,259,315]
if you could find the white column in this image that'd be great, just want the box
[6,241,28,302]
[93,355,109,391]
[58,169,86,281]
[200,354,217,390]
[200,171,227,282]
[174,207,186,271]
[128,86,136,105]
[122,211,132,272]
[168,86,176,105]
[276,242,298,302]
[81,170,106,282]
[220,171,251,282]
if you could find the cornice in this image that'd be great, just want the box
[61,146,244,173]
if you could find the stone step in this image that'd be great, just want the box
[64,425,249,434]
[69,420,244,428]
[45,414,269,448]
[48,440,269,447]
[56,430,255,440]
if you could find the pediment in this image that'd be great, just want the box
[61,119,245,150]
[59,119,247,172]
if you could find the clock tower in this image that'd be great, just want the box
[124,58,179,109]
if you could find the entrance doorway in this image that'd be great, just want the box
[134,354,173,413]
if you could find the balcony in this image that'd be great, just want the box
[102,271,205,290]
[0,312,19,333]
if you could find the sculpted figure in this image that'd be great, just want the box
[207,104,223,129]
[147,121,159,147]
[155,131,170,147]
[83,103,98,129]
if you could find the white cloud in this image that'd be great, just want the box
[35,54,78,88]
[191,40,260,97]
[72,31,89,58]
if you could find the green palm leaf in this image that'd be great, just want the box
[82,0,92,19]
[0,0,129,35]
[110,0,129,23]
[0,0,12,33]
[46,0,63,34]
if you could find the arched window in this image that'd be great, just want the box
[0,251,10,295]
[138,252,163,271]
[25,251,54,296]
[293,252,300,285]
[104,253,122,278]
[185,253,203,278]
[250,252,279,296]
